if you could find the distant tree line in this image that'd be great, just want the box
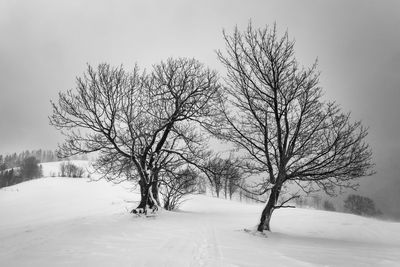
[0,156,43,188]
[0,149,59,170]
[0,149,90,172]
[0,149,91,188]
[0,150,55,188]
[344,194,382,217]
[293,194,383,218]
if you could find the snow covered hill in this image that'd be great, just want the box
[1,169,400,266]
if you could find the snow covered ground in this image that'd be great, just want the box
[1,162,400,266]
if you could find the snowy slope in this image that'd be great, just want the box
[1,170,400,266]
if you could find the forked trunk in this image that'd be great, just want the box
[257,185,281,232]
[131,180,158,214]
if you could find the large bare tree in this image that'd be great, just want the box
[215,23,374,231]
[50,58,220,213]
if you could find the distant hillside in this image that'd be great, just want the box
[0,159,91,189]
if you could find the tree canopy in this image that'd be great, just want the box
[50,58,221,213]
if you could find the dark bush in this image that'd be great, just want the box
[344,194,382,217]
[323,200,336,211]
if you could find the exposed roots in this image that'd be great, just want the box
[130,205,159,216]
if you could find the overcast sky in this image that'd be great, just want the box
[1,0,400,216]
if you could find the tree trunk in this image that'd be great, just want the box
[163,198,170,210]
[151,181,161,207]
[257,185,281,232]
[131,180,157,214]
[224,180,228,199]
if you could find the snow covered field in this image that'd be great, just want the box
[1,162,400,266]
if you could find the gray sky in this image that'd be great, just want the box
[1,0,400,217]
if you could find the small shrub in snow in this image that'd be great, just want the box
[160,167,198,210]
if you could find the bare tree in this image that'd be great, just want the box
[159,166,198,210]
[224,159,242,199]
[50,58,220,214]
[214,23,374,231]
[203,156,225,197]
